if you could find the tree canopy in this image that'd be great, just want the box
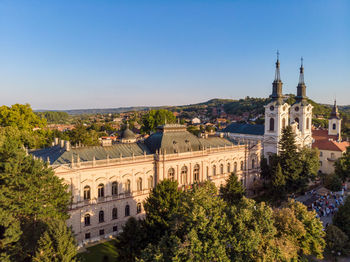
[115,180,325,261]
[0,135,77,261]
[141,109,176,134]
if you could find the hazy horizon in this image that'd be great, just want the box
[1,0,349,109]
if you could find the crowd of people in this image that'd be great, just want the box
[301,184,347,222]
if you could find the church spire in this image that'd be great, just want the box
[296,57,307,102]
[330,99,340,119]
[274,51,281,81]
[271,51,283,103]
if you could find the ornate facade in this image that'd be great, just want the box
[223,55,314,159]
[263,56,313,158]
[32,124,261,245]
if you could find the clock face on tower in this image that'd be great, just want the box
[270,106,274,111]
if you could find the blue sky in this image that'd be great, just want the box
[0,0,349,109]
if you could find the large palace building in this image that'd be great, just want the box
[32,124,261,245]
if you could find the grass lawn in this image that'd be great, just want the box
[78,239,119,262]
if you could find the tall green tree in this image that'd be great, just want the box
[143,179,181,244]
[325,225,349,256]
[226,197,281,261]
[281,200,325,259]
[271,163,286,197]
[334,147,350,182]
[67,122,100,146]
[298,147,320,191]
[140,182,231,262]
[115,217,146,262]
[0,104,46,130]
[0,208,22,262]
[33,219,78,262]
[278,126,302,192]
[0,135,73,260]
[220,172,245,205]
[141,109,176,134]
[333,197,350,239]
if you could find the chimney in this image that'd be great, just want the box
[60,139,65,148]
[54,137,59,145]
[64,141,71,151]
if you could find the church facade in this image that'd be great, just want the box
[32,124,261,245]
[223,56,314,159]
[263,57,313,158]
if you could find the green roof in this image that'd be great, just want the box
[31,143,151,165]
[145,124,233,154]
[31,124,235,164]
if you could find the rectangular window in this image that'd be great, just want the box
[85,233,91,239]
[320,151,323,157]
[113,225,118,232]
[99,229,104,236]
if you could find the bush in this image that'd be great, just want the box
[324,173,342,192]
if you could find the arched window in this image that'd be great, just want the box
[98,184,104,198]
[234,162,237,172]
[333,123,336,130]
[227,163,231,173]
[193,164,200,182]
[83,186,91,200]
[125,180,131,194]
[240,161,244,171]
[181,166,188,185]
[295,118,299,129]
[112,208,118,219]
[137,203,142,214]
[269,118,274,131]
[125,204,130,217]
[168,168,175,181]
[220,164,224,174]
[99,210,104,223]
[252,159,255,169]
[306,117,310,130]
[282,118,286,129]
[212,165,216,176]
[148,176,153,189]
[112,182,118,196]
[137,178,142,191]
[84,214,90,226]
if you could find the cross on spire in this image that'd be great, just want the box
[299,57,304,84]
[274,50,281,81]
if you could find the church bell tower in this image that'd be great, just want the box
[328,100,341,140]
[263,52,290,158]
[290,58,313,148]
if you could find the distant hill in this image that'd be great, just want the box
[35,97,349,119]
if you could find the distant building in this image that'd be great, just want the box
[312,101,350,174]
[191,117,201,124]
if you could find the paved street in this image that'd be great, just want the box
[295,184,349,227]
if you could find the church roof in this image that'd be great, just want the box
[312,129,349,152]
[31,143,151,165]
[222,123,265,136]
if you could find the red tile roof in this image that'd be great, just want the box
[312,129,350,152]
